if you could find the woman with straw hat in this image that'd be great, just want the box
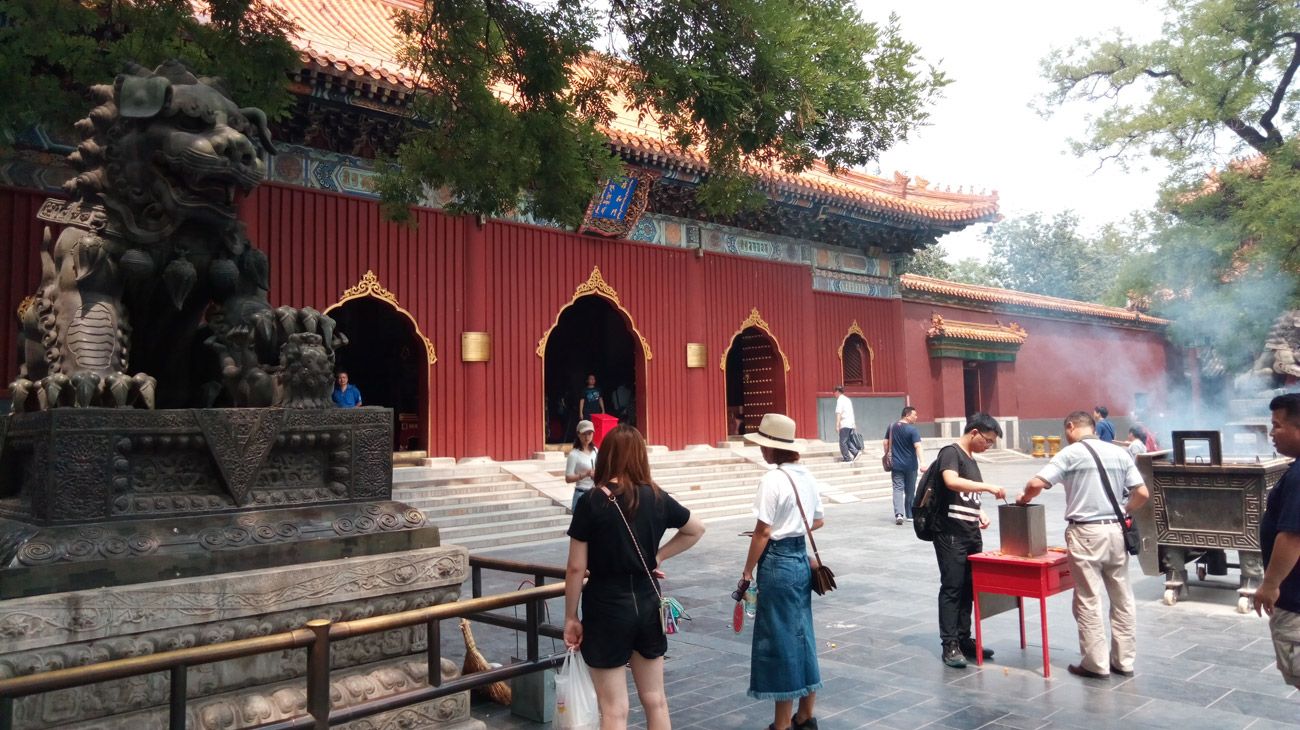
[564,424,707,729]
[740,413,825,730]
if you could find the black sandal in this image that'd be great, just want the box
[793,717,819,730]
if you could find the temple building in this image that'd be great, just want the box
[0,0,1173,459]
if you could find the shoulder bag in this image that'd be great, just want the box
[1078,441,1141,556]
[778,469,837,595]
[882,422,896,472]
[601,487,688,633]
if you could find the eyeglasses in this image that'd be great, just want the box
[974,431,998,445]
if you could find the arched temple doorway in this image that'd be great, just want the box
[326,272,434,452]
[541,295,646,445]
[723,317,788,437]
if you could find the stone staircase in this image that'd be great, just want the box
[392,464,573,551]
[390,437,987,552]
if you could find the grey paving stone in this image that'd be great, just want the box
[456,460,1300,728]
[1209,688,1300,726]
[1120,696,1257,729]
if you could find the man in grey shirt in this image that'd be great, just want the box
[1016,410,1149,679]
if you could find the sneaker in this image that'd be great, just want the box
[850,451,861,464]
[942,642,968,668]
[960,639,993,660]
[895,514,904,525]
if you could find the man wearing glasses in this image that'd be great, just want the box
[1017,410,1149,679]
[933,413,1007,668]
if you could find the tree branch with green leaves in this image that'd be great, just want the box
[380,0,948,227]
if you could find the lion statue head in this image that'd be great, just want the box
[65,59,273,243]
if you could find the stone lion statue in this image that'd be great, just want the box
[11,60,344,412]
[1236,310,1300,394]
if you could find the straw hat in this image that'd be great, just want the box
[743,413,805,452]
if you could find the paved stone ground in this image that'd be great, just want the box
[447,460,1299,729]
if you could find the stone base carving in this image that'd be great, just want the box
[0,407,428,598]
[0,407,395,525]
[1,547,479,730]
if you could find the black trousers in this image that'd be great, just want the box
[838,427,859,461]
[934,530,982,645]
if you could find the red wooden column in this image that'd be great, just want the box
[463,218,488,456]
[685,255,709,445]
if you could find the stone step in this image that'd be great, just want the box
[440,517,573,547]
[655,469,767,488]
[452,525,572,551]
[394,480,531,499]
[392,465,504,484]
[423,506,568,528]
[399,488,542,507]
[405,496,555,516]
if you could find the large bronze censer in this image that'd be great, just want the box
[1134,431,1291,613]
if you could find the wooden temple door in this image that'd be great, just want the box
[736,327,786,434]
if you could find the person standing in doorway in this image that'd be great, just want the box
[579,373,605,419]
[1255,393,1300,690]
[887,406,924,526]
[932,413,1005,668]
[1093,405,1115,443]
[566,420,598,512]
[1017,410,1149,679]
[834,386,859,463]
[332,371,362,408]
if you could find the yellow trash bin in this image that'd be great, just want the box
[1030,435,1046,458]
[1047,436,1062,457]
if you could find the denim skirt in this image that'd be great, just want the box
[748,536,823,700]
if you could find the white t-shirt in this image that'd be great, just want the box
[1034,438,1143,523]
[1127,439,1147,458]
[834,394,856,430]
[753,464,825,541]
[565,447,598,492]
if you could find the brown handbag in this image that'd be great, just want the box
[778,469,837,595]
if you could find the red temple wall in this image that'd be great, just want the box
[900,301,1170,422]
[810,293,906,395]
[0,188,47,397]
[0,183,1174,458]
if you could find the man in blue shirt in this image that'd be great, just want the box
[1093,405,1115,443]
[1256,393,1300,689]
[884,406,923,525]
[332,371,362,408]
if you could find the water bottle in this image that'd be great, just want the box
[744,584,758,618]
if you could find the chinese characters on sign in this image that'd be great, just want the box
[591,176,639,221]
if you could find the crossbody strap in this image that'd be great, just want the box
[1078,441,1127,523]
[777,468,824,566]
[601,485,665,604]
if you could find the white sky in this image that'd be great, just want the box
[857,0,1168,261]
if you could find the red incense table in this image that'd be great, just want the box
[968,548,1075,677]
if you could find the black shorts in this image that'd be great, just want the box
[580,576,665,668]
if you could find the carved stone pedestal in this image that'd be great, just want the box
[0,547,483,730]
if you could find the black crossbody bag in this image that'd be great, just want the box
[1079,441,1140,556]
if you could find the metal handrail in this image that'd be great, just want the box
[0,556,569,730]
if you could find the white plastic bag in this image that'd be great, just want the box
[553,647,599,729]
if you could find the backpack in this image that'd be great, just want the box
[912,446,953,542]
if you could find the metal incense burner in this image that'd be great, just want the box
[1133,430,1291,613]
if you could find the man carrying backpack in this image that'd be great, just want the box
[931,413,1007,668]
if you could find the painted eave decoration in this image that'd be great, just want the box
[901,274,1170,329]
[264,0,1000,229]
[925,313,1027,362]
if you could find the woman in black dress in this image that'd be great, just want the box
[563,425,706,729]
